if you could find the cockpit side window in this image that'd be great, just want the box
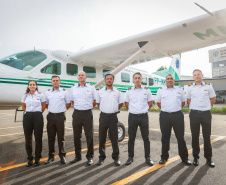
[41,60,61,75]
[0,51,47,71]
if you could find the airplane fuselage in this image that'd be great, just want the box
[0,49,165,109]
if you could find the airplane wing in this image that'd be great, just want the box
[175,77,226,85]
[70,8,226,70]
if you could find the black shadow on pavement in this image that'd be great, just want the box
[108,163,148,184]
[187,165,209,185]
[140,163,185,185]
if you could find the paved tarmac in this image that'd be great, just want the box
[0,109,226,185]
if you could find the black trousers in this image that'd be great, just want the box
[46,112,66,158]
[72,109,94,160]
[128,113,150,158]
[99,112,119,160]
[159,111,188,161]
[189,110,212,160]
[23,112,44,161]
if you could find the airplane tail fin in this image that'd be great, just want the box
[168,54,181,80]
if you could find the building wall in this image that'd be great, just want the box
[209,46,226,97]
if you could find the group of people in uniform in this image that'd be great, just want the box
[21,69,216,168]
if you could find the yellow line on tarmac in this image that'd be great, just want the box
[184,131,225,138]
[65,127,99,134]
[0,132,24,137]
[0,126,23,130]
[0,137,128,172]
[111,136,225,185]
[0,113,14,116]
[0,129,47,137]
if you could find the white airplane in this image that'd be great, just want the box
[0,7,226,110]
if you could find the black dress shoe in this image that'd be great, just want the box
[159,159,167,164]
[45,158,54,164]
[70,157,81,164]
[87,158,93,165]
[60,157,66,164]
[97,159,104,166]
[34,160,40,167]
[206,159,215,168]
[182,159,192,165]
[125,157,133,165]
[26,160,33,167]
[114,159,121,166]
[193,158,199,166]
[146,157,154,166]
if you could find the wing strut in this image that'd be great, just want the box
[195,2,214,16]
[95,49,145,88]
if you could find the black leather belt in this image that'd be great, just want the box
[75,109,91,112]
[191,110,210,113]
[161,110,181,114]
[101,111,119,116]
[49,112,64,115]
[130,112,147,116]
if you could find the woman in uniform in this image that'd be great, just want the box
[21,80,46,167]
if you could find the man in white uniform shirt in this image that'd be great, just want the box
[70,71,96,166]
[187,69,216,167]
[96,74,124,166]
[44,76,71,164]
[124,72,154,166]
[156,74,191,165]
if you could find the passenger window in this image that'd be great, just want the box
[67,63,78,76]
[141,77,147,85]
[41,60,61,75]
[121,72,130,83]
[149,78,154,86]
[103,69,112,77]
[83,66,96,78]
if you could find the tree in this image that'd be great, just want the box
[157,66,167,71]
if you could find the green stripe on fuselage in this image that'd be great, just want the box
[0,78,161,94]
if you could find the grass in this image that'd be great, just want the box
[210,106,226,114]
[119,106,226,114]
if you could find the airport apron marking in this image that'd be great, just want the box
[0,126,22,129]
[0,127,77,137]
[0,137,128,172]
[111,136,225,185]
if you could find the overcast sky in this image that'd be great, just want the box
[0,0,226,77]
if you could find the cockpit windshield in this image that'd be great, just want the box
[0,51,47,71]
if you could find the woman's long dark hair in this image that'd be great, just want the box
[25,80,38,94]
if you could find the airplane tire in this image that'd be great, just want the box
[108,122,125,142]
